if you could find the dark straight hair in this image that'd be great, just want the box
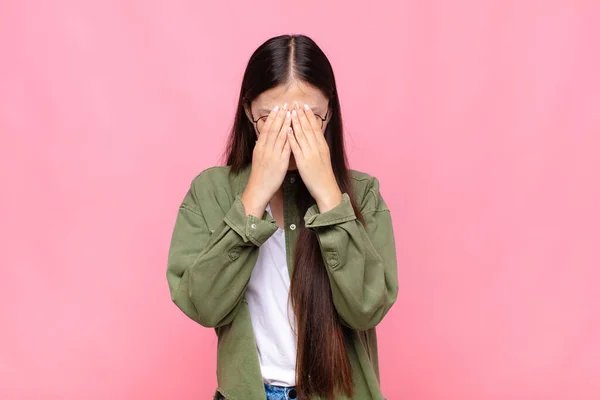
[222,34,365,400]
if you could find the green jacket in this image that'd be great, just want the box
[166,163,398,400]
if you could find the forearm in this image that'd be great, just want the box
[304,192,399,331]
[167,193,279,328]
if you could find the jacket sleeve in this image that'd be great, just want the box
[303,176,399,331]
[166,173,279,328]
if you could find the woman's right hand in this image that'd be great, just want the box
[241,103,292,217]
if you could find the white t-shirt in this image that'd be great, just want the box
[245,202,298,386]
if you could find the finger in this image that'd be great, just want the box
[287,128,302,157]
[259,103,287,139]
[302,103,327,146]
[273,110,291,153]
[297,104,318,149]
[257,105,280,145]
[265,104,288,147]
[291,108,310,151]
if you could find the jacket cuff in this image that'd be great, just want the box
[304,192,357,228]
[223,194,279,246]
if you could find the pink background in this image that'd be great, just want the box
[1,1,599,399]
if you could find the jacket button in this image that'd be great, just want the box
[250,223,256,229]
[288,388,297,399]
[289,224,296,230]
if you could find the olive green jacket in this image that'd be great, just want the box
[166,164,398,400]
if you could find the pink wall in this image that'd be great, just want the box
[1,1,599,399]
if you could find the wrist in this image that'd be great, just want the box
[315,187,343,213]
[241,188,268,218]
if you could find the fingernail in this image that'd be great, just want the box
[303,104,310,111]
[273,105,279,113]
[292,109,297,117]
[286,111,291,119]
[283,103,288,110]
[294,101,299,109]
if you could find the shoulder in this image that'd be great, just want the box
[349,168,376,183]
[189,165,233,191]
[348,168,389,214]
[180,165,234,211]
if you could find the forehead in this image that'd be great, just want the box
[253,81,328,111]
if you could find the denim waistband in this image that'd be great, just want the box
[264,383,298,399]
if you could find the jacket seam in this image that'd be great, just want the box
[180,204,203,216]
[350,173,373,182]
[309,214,357,227]
[362,208,390,216]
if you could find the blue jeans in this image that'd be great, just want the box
[212,384,299,399]
[264,383,298,400]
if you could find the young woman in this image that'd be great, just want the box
[166,34,398,400]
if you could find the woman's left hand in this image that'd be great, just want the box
[287,101,343,213]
